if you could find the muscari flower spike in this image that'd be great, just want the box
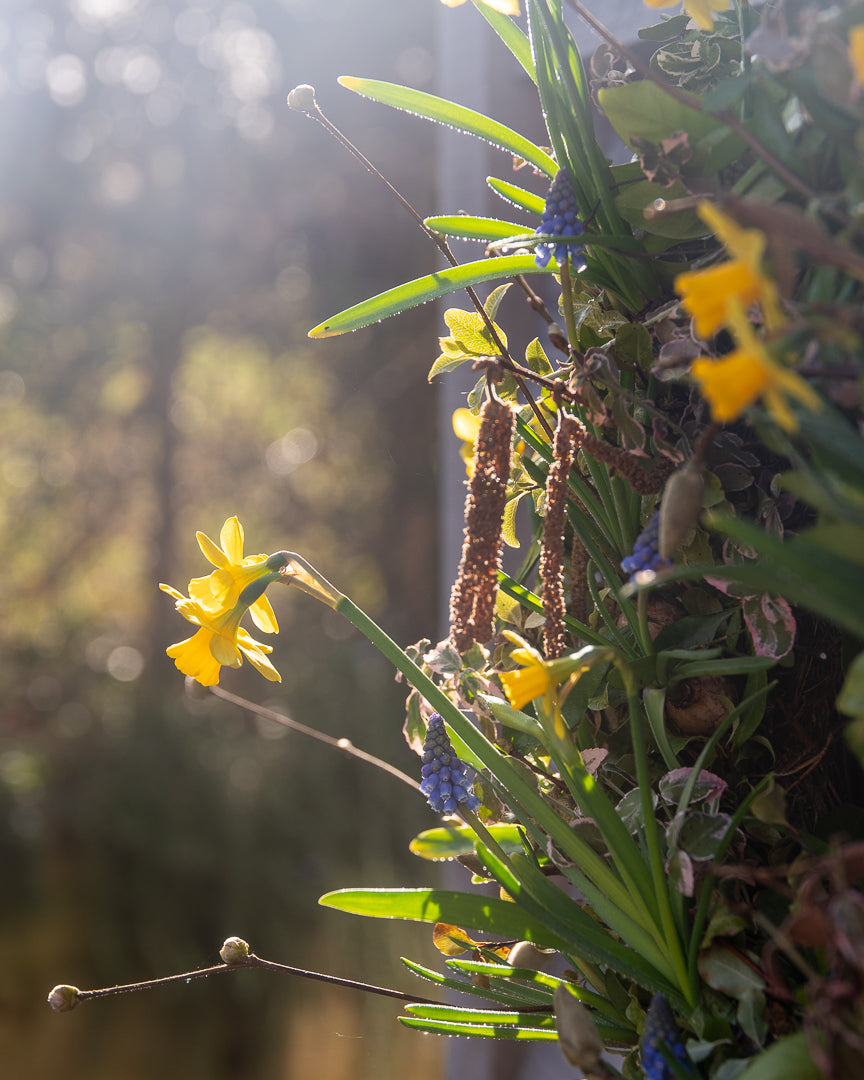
[641,993,694,1080]
[420,714,481,815]
[534,168,584,269]
[621,511,672,581]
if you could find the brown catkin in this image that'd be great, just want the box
[568,533,590,627]
[449,399,515,652]
[578,431,675,494]
[540,415,580,659]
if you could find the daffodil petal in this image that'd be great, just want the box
[684,0,728,30]
[167,628,222,686]
[220,516,245,564]
[237,629,281,682]
[197,530,229,569]
[250,594,279,634]
[209,631,242,667]
[500,664,551,711]
[850,26,864,88]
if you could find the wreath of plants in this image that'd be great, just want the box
[49,2,864,1078]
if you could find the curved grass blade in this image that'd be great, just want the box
[308,254,541,338]
[472,0,535,81]
[450,960,631,1025]
[338,76,557,177]
[399,1016,558,1040]
[487,176,546,215]
[319,887,574,951]
[424,215,531,242]
[409,821,525,860]
[404,1004,556,1028]
[401,957,549,1009]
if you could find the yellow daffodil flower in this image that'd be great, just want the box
[499,632,556,710]
[499,632,611,740]
[674,202,784,338]
[849,25,864,88]
[690,301,821,432]
[160,585,281,686]
[189,516,279,634]
[642,0,728,32]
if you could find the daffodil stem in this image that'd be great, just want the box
[560,260,581,357]
[637,587,653,657]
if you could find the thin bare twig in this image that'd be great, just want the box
[208,684,421,791]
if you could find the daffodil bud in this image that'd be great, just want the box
[220,937,251,965]
[48,984,80,1012]
[507,941,554,971]
[659,460,705,560]
[554,983,605,1073]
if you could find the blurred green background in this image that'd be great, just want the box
[0,0,449,1076]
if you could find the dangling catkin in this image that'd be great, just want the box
[449,399,514,652]
[540,415,579,659]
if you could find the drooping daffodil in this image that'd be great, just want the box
[499,631,612,739]
[189,515,279,633]
[674,202,784,338]
[690,300,821,433]
[160,577,284,686]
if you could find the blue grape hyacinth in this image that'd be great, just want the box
[534,168,584,269]
[641,994,694,1080]
[420,714,481,815]
[621,510,671,581]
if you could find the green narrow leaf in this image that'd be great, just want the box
[308,255,541,338]
[338,76,557,177]
[409,822,526,861]
[424,215,531,242]
[486,177,546,215]
[471,0,536,81]
[319,887,574,951]
[404,1004,556,1027]
[398,1016,558,1040]
[475,843,680,999]
[401,957,548,1009]
[643,687,681,771]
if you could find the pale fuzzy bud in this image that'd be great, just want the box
[659,460,705,560]
[184,675,210,701]
[507,940,554,971]
[48,984,80,1012]
[287,84,317,112]
[554,983,607,1075]
[220,937,251,965]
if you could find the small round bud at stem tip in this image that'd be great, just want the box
[287,84,317,112]
[184,675,210,701]
[48,985,80,1012]
[220,937,251,965]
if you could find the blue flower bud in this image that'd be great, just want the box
[534,169,584,269]
[420,714,481,814]
[641,994,694,1080]
[621,511,672,581]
